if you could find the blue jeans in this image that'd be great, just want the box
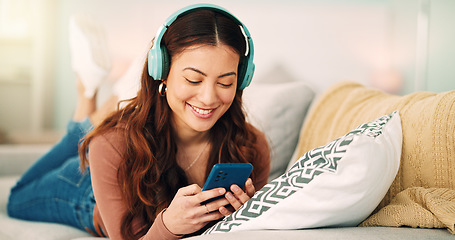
[7,119,99,235]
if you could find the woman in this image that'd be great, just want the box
[81,4,270,239]
[9,4,270,240]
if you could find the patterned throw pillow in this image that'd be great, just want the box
[204,111,402,234]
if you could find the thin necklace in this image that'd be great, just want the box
[184,141,209,171]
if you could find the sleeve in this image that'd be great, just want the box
[251,129,271,190]
[89,131,181,240]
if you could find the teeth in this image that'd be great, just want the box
[192,105,213,115]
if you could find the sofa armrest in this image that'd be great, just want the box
[0,144,51,176]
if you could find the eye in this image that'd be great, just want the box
[184,77,201,85]
[218,82,233,88]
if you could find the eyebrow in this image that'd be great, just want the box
[183,67,237,78]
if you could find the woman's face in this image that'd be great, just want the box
[165,43,239,137]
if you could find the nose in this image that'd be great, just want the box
[198,82,218,106]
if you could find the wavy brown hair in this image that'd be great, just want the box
[80,8,265,239]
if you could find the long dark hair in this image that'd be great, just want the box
[80,8,263,239]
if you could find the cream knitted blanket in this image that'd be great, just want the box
[292,81,455,233]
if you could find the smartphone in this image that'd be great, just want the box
[202,163,253,192]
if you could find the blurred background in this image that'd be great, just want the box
[0,0,454,144]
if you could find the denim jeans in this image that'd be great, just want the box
[7,118,98,234]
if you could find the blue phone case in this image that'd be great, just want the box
[202,163,253,192]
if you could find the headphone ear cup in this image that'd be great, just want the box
[148,47,163,80]
[161,46,170,79]
[242,62,254,89]
[238,58,254,90]
[237,61,246,89]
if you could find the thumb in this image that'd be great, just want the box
[178,184,202,197]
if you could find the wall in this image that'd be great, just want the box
[426,0,455,93]
[1,0,454,141]
[52,0,394,130]
[390,0,455,94]
[0,0,57,143]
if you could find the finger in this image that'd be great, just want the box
[198,204,225,220]
[218,206,234,217]
[200,210,225,222]
[201,197,229,214]
[225,191,243,210]
[206,197,230,209]
[202,204,210,214]
[244,178,256,198]
[197,187,226,204]
[231,184,250,204]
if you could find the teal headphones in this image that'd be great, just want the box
[147,3,255,90]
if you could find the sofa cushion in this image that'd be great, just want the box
[243,81,314,181]
[203,111,401,234]
[190,227,455,240]
[292,81,455,233]
[0,144,51,176]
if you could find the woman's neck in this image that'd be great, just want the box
[176,131,211,186]
[176,130,209,146]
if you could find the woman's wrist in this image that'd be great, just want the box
[160,208,183,237]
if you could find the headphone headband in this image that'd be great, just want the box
[148,3,255,90]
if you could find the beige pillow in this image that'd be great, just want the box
[291,81,455,233]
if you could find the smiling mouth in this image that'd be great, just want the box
[188,103,214,115]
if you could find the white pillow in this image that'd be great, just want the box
[204,111,402,234]
[243,81,314,181]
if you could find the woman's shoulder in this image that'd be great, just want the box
[90,124,128,161]
[247,123,269,150]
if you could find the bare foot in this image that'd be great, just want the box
[89,95,119,126]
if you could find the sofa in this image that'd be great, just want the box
[1,79,454,240]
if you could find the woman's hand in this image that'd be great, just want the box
[219,178,255,217]
[162,184,229,235]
